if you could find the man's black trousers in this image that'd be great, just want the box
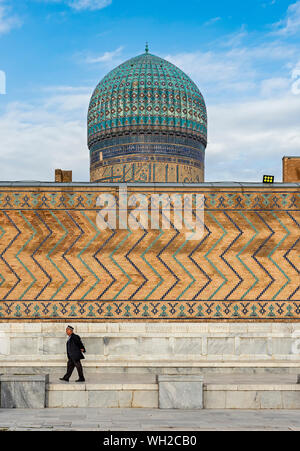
[63,358,85,380]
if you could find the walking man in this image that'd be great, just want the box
[60,326,86,382]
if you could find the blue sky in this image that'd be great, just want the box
[0,0,299,182]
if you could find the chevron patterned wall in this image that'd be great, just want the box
[0,185,299,321]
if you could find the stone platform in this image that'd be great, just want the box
[47,373,158,409]
[41,373,300,409]
[2,322,300,409]
[2,359,300,376]
[204,374,300,409]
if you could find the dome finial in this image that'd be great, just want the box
[145,42,149,53]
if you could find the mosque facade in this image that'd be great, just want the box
[0,50,299,375]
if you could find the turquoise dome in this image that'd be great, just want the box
[88,51,207,148]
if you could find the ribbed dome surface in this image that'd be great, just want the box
[88,52,207,148]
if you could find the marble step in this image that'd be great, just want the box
[204,374,300,409]
[46,373,158,408]
[2,360,300,376]
[44,373,300,409]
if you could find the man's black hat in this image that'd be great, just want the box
[67,325,74,330]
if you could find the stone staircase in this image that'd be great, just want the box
[44,372,300,409]
[47,373,158,408]
[204,374,300,409]
[2,361,300,409]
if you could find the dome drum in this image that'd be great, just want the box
[88,125,207,150]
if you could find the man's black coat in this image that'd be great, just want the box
[67,333,86,361]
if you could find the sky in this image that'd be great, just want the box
[0,0,299,182]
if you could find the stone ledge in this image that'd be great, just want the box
[204,388,300,409]
[47,383,157,391]
[46,389,158,408]
[3,331,300,337]
[158,375,204,382]
[205,384,300,391]
[0,375,48,382]
[2,359,300,367]
[2,322,300,334]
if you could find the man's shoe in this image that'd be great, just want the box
[59,378,69,382]
[75,379,85,383]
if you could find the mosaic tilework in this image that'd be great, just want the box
[90,141,205,164]
[88,51,207,184]
[88,52,207,147]
[90,133,205,183]
[91,158,204,183]
[0,185,299,321]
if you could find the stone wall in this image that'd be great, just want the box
[0,182,298,322]
[1,322,300,365]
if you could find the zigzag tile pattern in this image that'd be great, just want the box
[0,186,299,321]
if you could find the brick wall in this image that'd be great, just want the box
[0,183,298,321]
[283,157,300,183]
[55,169,72,183]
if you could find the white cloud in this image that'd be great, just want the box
[84,46,124,72]
[217,26,248,49]
[66,0,112,11]
[165,41,298,101]
[204,17,221,27]
[0,85,299,183]
[0,1,21,35]
[0,87,91,182]
[0,70,5,94]
[166,50,244,85]
[273,1,300,36]
[292,60,300,79]
[165,35,300,182]
[165,50,255,100]
[0,13,299,184]
[86,46,124,65]
[260,77,290,97]
[42,85,93,93]
[206,94,300,182]
[43,0,112,11]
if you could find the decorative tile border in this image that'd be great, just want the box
[0,187,298,210]
[1,300,300,321]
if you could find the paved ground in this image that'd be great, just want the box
[1,408,300,431]
[1,374,300,431]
